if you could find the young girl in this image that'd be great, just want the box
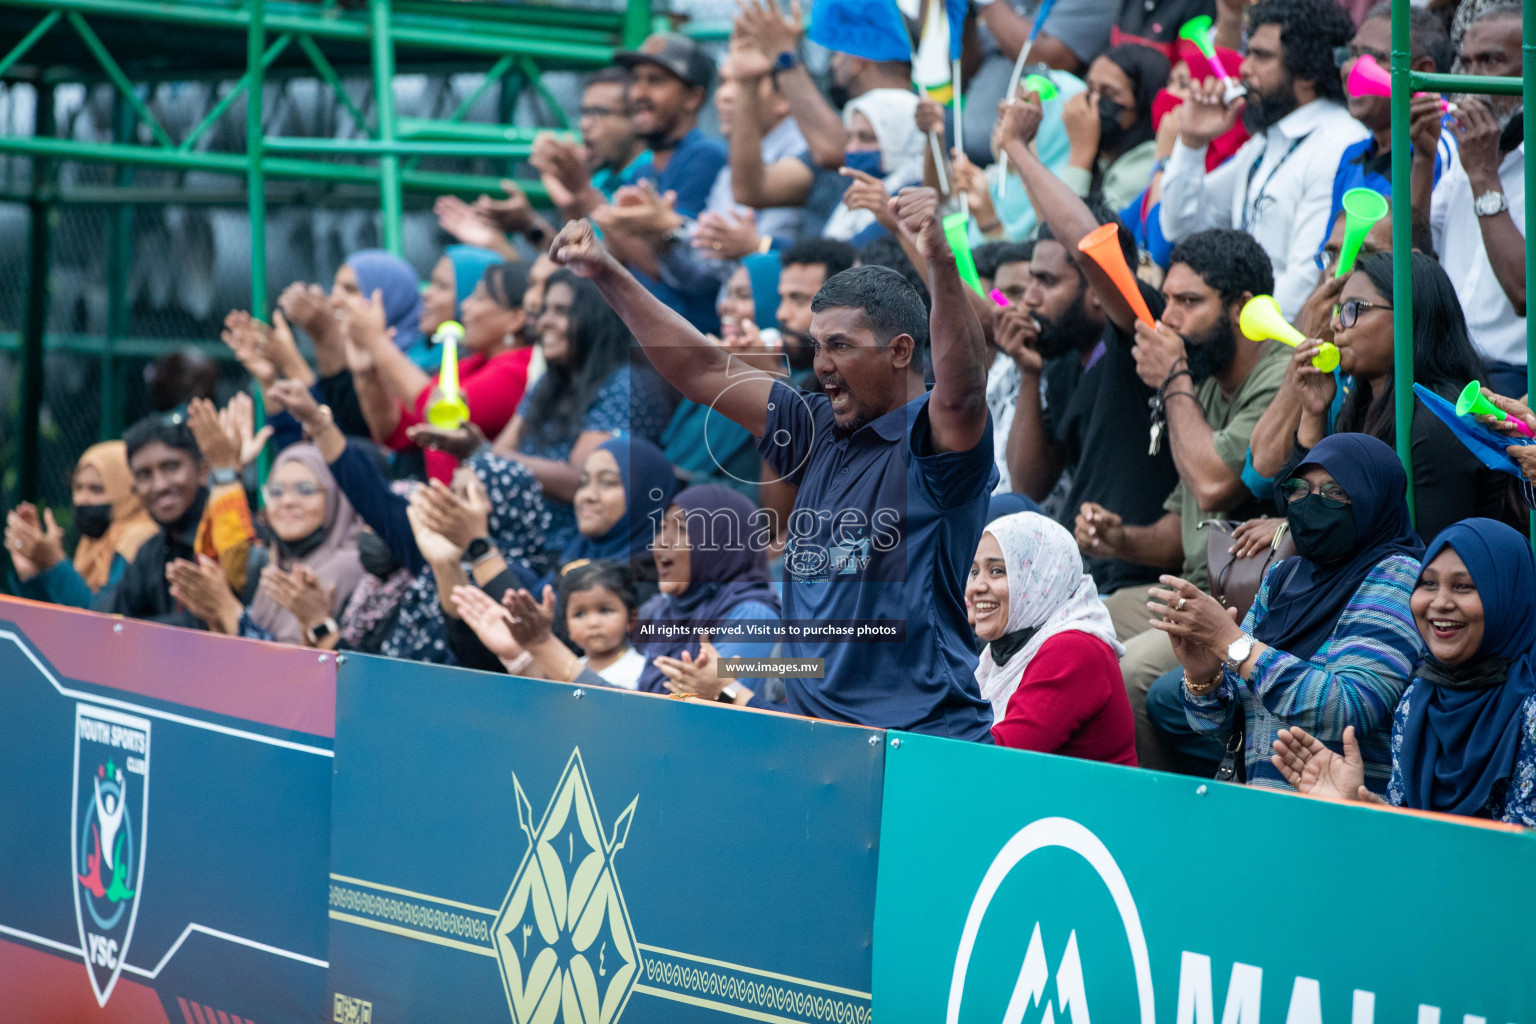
[560,560,645,690]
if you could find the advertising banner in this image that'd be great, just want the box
[327,654,882,1024]
[874,732,1536,1024]
[0,598,334,1023]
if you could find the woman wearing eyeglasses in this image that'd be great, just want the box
[1151,433,1426,791]
[1252,251,1522,544]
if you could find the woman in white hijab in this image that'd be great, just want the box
[969,512,1137,763]
[821,90,926,242]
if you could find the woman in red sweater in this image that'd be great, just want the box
[969,511,1138,765]
[345,261,534,482]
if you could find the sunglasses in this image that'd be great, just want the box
[264,480,322,500]
[1331,298,1393,328]
[1280,478,1351,508]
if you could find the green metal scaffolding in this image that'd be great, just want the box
[0,0,656,502]
[1388,0,1533,528]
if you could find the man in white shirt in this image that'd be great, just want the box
[1159,0,1366,320]
[1419,1,1526,397]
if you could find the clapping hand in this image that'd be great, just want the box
[221,310,277,386]
[693,210,762,259]
[473,179,541,234]
[450,584,527,663]
[167,554,243,634]
[435,194,508,251]
[5,502,64,580]
[186,397,242,473]
[652,634,730,699]
[502,585,558,649]
[259,563,335,637]
[839,168,898,233]
[1271,725,1384,803]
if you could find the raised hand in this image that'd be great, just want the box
[530,134,591,215]
[735,0,803,59]
[224,392,274,468]
[888,186,948,262]
[267,379,324,428]
[1291,342,1337,418]
[1407,92,1444,160]
[839,168,898,232]
[1178,77,1244,149]
[693,210,762,259]
[548,219,614,278]
[1452,96,1504,184]
[914,97,946,135]
[221,309,277,386]
[997,92,1044,150]
[435,194,507,250]
[1131,320,1189,390]
[278,282,336,339]
[186,396,242,472]
[473,179,539,234]
[595,182,681,239]
[1061,91,1101,159]
[411,477,490,551]
[1272,725,1373,802]
[951,150,995,222]
[405,501,465,566]
[266,310,314,385]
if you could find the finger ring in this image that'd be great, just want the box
[711,241,722,251]
[1176,597,1187,611]
[511,617,522,624]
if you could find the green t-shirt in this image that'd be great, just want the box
[1165,341,1291,590]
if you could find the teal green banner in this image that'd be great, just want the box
[874,732,1536,1023]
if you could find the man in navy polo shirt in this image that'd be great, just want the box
[549,187,995,742]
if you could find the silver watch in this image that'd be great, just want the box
[717,682,741,703]
[1474,190,1509,217]
[1224,634,1254,672]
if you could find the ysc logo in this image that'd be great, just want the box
[492,748,640,1024]
[946,817,1156,1024]
[72,704,150,1006]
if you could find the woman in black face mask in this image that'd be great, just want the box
[6,441,159,608]
[1060,43,1170,212]
[1149,433,1426,790]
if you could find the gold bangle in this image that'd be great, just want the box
[1183,668,1223,697]
[756,234,772,255]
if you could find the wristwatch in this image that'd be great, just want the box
[209,467,240,487]
[1224,634,1255,673]
[717,682,742,703]
[774,50,798,72]
[304,617,338,645]
[464,537,494,565]
[1474,190,1509,217]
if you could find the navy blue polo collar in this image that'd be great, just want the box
[850,389,926,443]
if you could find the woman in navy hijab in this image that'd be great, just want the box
[1275,517,1536,825]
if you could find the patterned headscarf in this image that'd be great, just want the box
[973,512,1124,722]
[382,452,550,664]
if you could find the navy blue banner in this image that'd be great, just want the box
[0,600,333,1023]
[327,654,882,1024]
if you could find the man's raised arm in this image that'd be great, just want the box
[890,188,989,454]
[548,220,778,437]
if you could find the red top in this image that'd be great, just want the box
[387,345,533,482]
[990,631,1138,766]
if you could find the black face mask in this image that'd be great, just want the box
[356,531,401,580]
[74,502,113,539]
[1183,316,1238,385]
[828,81,852,111]
[1097,96,1129,151]
[1285,494,1358,567]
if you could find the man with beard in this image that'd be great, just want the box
[1158,0,1363,320]
[998,100,1179,595]
[548,186,996,741]
[94,415,209,628]
[1415,0,1527,397]
[979,242,1035,495]
[592,33,727,333]
[1087,229,1287,762]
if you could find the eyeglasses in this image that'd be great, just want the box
[1331,298,1393,328]
[264,480,321,500]
[579,105,626,120]
[1280,478,1351,507]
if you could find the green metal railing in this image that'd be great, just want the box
[0,0,658,503]
[1389,0,1533,524]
